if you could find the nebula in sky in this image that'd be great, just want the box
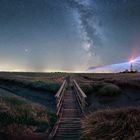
[0,0,140,72]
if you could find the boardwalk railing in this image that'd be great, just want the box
[49,80,67,139]
[73,80,87,113]
[55,80,67,116]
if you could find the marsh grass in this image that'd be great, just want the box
[80,82,121,97]
[0,97,56,134]
[0,78,60,93]
[80,84,94,95]
[29,80,60,93]
[96,84,122,97]
[81,107,140,140]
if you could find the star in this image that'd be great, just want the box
[25,49,28,52]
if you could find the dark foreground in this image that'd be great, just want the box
[0,72,140,140]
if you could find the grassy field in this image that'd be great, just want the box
[81,107,140,140]
[77,73,140,109]
[0,72,67,84]
[0,72,66,139]
[76,73,140,140]
[0,78,60,93]
[77,73,140,89]
[0,72,140,139]
[0,96,56,138]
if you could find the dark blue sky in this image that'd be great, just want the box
[0,0,140,72]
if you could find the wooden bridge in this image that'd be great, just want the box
[49,78,87,140]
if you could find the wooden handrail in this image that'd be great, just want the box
[73,80,87,98]
[73,80,87,113]
[49,80,67,139]
[55,80,66,116]
[55,80,66,98]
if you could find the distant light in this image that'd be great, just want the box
[129,59,135,64]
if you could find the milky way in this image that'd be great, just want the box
[67,0,140,67]
[0,0,140,71]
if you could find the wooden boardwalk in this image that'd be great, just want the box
[49,78,87,140]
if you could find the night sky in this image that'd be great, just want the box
[0,0,140,72]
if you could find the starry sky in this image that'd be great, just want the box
[0,0,140,72]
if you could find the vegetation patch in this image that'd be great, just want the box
[81,107,140,140]
[80,84,94,95]
[96,83,122,97]
[0,78,60,93]
[0,97,56,135]
[80,83,121,98]
[27,80,60,93]
[92,82,107,91]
